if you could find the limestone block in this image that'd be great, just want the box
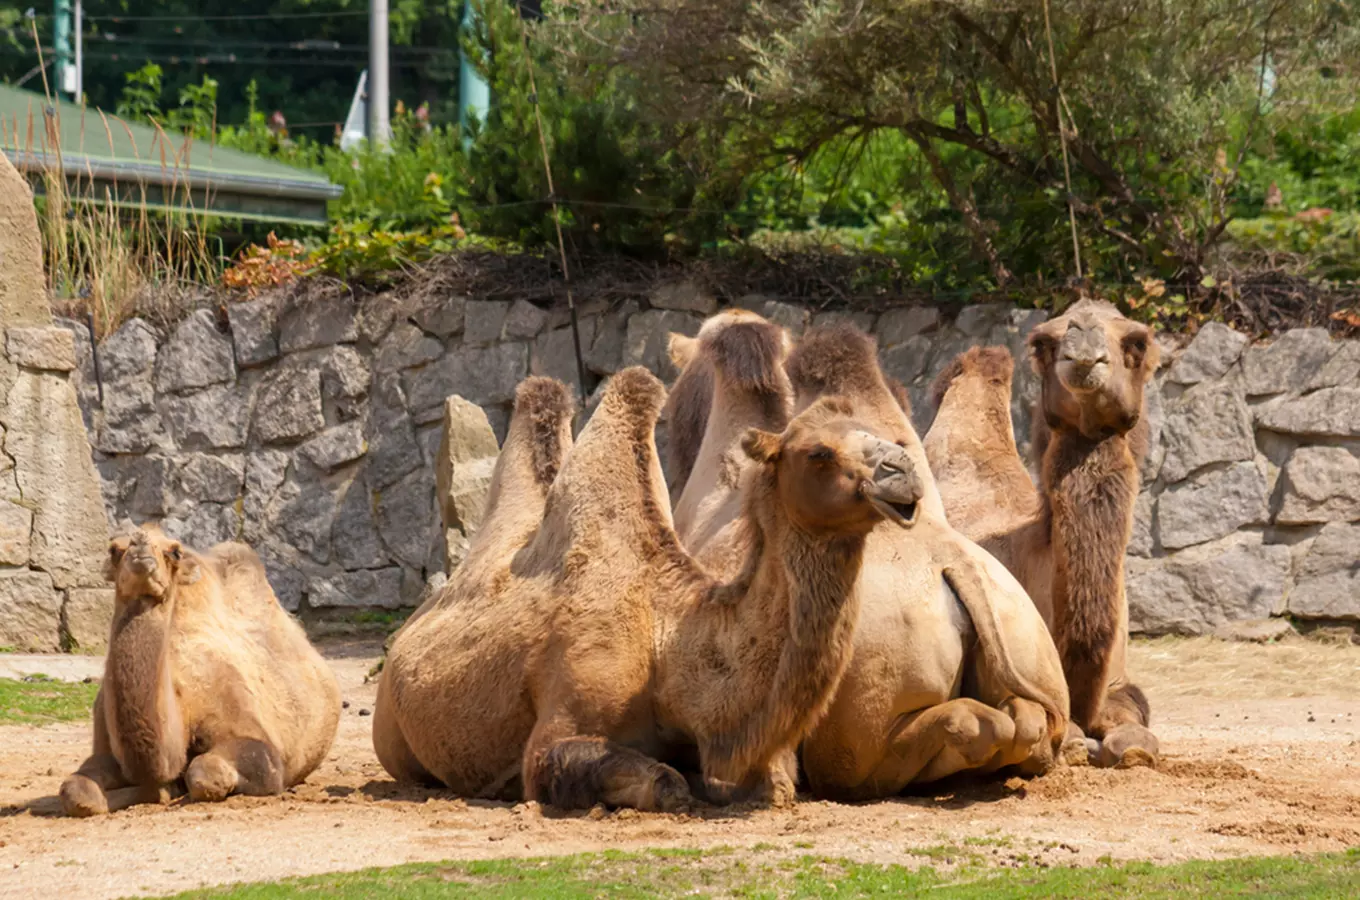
[1276,446,1360,524]
[1257,387,1360,438]
[404,342,529,419]
[254,368,325,443]
[1242,327,1335,396]
[225,296,279,367]
[624,310,701,381]
[876,307,940,348]
[156,309,235,392]
[0,571,62,651]
[299,422,368,471]
[411,296,466,338]
[1159,377,1255,483]
[1158,461,1269,550]
[651,281,717,315]
[332,477,388,570]
[1126,533,1290,635]
[7,326,77,371]
[63,587,115,652]
[1289,522,1360,620]
[585,301,639,376]
[279,298,358,352]
[0,152,51,326]
[436,395,500,536]
[504,300,548,339]
[533,322,598,397]
[375,322,443,372]
[1165,322,1248,386]
[164,383,252,449]
[464,300,510,346]
[307,567,406,609]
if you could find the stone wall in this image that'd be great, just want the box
[60,284,1360,635]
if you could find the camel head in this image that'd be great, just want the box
[1028,299,1159,440]
[106,525,202,603]
[743,397,923,536]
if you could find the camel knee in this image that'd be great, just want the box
[186,754,239,803]
[941,702,1014,766]
[59,774,109,818]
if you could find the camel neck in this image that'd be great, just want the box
[702,507,866,784]
[105,593,187,785]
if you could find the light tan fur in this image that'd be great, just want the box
[683,321,1070,799]
[59,526,341,817]
[374,368,923,810]
[924,299,1160,767]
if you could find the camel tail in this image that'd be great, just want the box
[942,565,1068,742]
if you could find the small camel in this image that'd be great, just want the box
[373,367,924,810]
[60,526,341,816]
[669,318,1070,799]
[924,299,1160,767]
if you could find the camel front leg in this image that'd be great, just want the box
[704,746,797,808]
[980,697,1055,776]
[1091,683,1158,769]
[185,738,285,802]
[524,734,692,812]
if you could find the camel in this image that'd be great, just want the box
[59,526,341,817]
[667,317,1069,798]
[373,367,926,810]
[924,299,1160,767]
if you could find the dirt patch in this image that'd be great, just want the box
[2,638,1359,900]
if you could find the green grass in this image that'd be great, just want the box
[0,675,98,725]
[148,847,1360,899]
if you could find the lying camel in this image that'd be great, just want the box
[669,317,1069,798]
[924,299,1160,767]
[60,526,340,816]
[373,367,924,810]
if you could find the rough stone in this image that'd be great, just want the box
[1139,382,1166,484]
[953,304,1007,337]
[876,307,940,348]
[651,281,716,315]
[1126,533,1290,635]
[623,310,701,381]
[585,301,639,376]
[299,421,368,471]
[1128,491,1155,557]
[1159,378,1256,483]
[163,383,252,450]
[0,571,62,651]
[437,396,500,467]
[439,456,496,535]
[4,370,109,588]
[760,301,811,335]
[879,335,932,387]
[1257,387,1360,437]
[811,310,877,334]
[1158,461,1269,550]
[464,301,511,346]
[0,498,32,565]
[0,151,52,326]
[436,395,500,532]
[1166,322,1249,385]
[1275,446,1360,524]
[504,300,548,339]
[225,297,279,367]
[533,321,599,396]
[98,318,160,382]
[279,299,358,352]
[307,567,406,609]
[63,587,115,651]
[332,476,388,570]
[1306,340,1360,391]
[127,456,172,517]
[55,317,97,425]
[172,453,246,505]
[406,342,529,420]
[366,374,423,489]
[356,296,397,346]
[376,469,434,570]
[161,502,240,550]
[1212,617,1295,643]
[259,552,306,612]
[96,379,165,454]
[156,309,236,393]
[241,449,290,542]
[1289,522,1360,619]
[7,325,77,371]
[411,297,466,338]
[319,345,370,419]
[1242,327,1336,396]
[254,368,325,443]
[269,475,339,564]
[375,322,443,373]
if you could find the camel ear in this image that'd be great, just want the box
[741,428,782,464]
[668,333,698,372]
[167,541,203,585]
[105,536,132,582]
[1028,331,1058,374]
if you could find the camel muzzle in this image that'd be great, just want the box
[865,444,922,529]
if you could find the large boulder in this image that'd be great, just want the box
[0,570,62,651]
[435,396,500,569]
[1159,378,1256,483]
[1289,522,1360,620]
[1126,533,1290,635]
[1165,322,1248,385]
[1157,461,1269,551]
[1275,446,1360,525]
[1257,387,1360,438]
[156,309,236,393]
[1241,327,1335,397]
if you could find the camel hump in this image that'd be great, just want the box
[930,346,1014,411]
[785,322,880,397]
[513,376,576,488]
[705,318,786,393]
[598,367,667,428]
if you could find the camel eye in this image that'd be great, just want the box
[807,446,836,463]
[1122,333,1149,365]
[168,546,181,562]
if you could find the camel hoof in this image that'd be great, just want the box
[1096,723,1160,770]
[1058,737,1089,767]
[59,775,108,818]
[186,755,238,803]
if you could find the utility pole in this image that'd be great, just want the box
[368,0,391,146]
[73,0,82,103]
[458,1,490,137]
[53,0,74,98]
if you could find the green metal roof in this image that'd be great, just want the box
[0,83,342,225]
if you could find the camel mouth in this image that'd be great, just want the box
[869,495,918,529]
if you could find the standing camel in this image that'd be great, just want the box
[925,299,1160,767]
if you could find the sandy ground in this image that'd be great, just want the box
[2,636,1359,899]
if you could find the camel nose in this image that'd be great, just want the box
[869,443,922,504]
[127,553,157,576]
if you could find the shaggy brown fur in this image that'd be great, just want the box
[375,368,921,811]
[59,527,340,817]
[925,299,1161,766]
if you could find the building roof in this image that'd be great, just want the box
[0,83,341,225]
